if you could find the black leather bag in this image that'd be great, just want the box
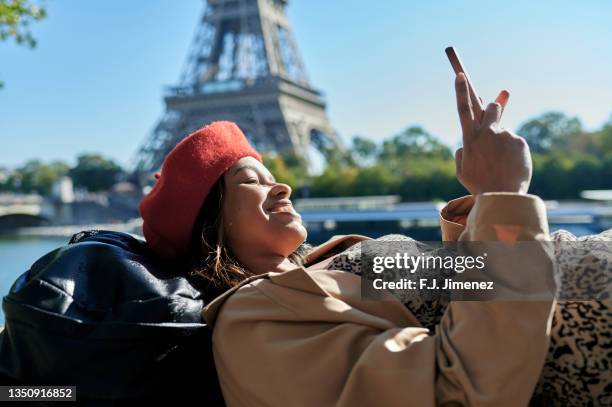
[0,230,225,406]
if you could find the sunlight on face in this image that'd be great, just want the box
[221,157,307,259]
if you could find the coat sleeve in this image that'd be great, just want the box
[439,195,474,241]
[210,193,556,407]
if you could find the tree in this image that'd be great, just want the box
[351,136,378,167]
[309,166,358,198]
[592,115,612,159]
[517,112,582,154]
[69,154,124,192]
[377,126,454,183]
[0,0,46,88]
[3,159,69,194]
[352,165,398,196]
[380,126,452,163]
[320,145,356,170]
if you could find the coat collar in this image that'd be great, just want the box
[304,234,371,266]
[203,234,373,327]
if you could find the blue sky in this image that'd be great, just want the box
[1,0,611,169]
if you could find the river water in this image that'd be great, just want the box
[0,236,67,325]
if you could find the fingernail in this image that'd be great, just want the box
[457,72,466,81]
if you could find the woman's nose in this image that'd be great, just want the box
[271,182,292,199]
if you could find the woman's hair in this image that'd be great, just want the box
[187,177,312,293]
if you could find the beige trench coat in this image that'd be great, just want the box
[203,193,556,407]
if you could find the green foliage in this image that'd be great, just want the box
[69,154,124,192]
[380,126,453,162]
[265,112,611,201]
[303,126,463,201]
[0,0,46,88]
[351,136,378,166]
[0,0,45,46]
[520,112,612,199]
[321,145,356,170]
[592,115,612,160]
[1,153,124,195]
[352,165,397,196]
[0,159,68,194]
[517,111,582,154]
[309,166,358,197]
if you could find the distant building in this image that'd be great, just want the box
[51,176,75,203]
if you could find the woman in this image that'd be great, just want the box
[139,74,558,406]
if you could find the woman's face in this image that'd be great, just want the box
[221,156,307,259]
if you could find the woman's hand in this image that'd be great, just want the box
[454,73,532,195]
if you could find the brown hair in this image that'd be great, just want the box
[187,177,312,294]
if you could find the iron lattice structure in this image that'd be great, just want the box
[132,0,341,180]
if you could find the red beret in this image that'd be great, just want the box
[139,121,262,259]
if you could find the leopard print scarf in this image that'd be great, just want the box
[325,230,612,406]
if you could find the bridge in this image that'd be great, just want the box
[0,193,55,229]
[0,188,141,233]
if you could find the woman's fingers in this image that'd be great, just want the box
[455,73,475,146]
[455,147,464,176]
[481,102,502,129]
[465,76,484,124]
[495,90,510,115]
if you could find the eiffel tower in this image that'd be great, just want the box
[132,0,341,180]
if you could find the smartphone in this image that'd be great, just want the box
[445,46,484,115]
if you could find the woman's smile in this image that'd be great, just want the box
[266,199,298,216]
[269,207,296,215]
[268,206,300,218]
[271,210,298,218]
